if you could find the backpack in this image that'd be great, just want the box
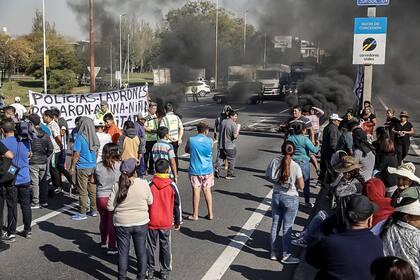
[15,121,34,142]
[265,156,282,184]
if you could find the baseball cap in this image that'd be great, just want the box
[15,97,21,102]
[28,114,41,126]
[346,195,378,223]
[100,100,108,106]
[120,158,137,174]
[94,119,105,127]
[330,113,343,121]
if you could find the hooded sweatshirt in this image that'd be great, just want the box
[118,128,141,161]
[363,177,394,226]
[148,174,182,230]
[30,127,54,165]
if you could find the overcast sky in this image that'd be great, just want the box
[0,0,256,40]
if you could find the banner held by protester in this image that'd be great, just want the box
[28,86,149,128]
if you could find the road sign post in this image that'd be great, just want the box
[353,3,388,105]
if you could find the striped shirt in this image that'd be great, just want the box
[152,139,176,176]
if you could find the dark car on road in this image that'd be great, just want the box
[213,81,264,105]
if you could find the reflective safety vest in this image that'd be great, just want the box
[160,113,182,141]
[145,115,159,142]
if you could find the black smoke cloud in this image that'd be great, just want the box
[255,0,420,112]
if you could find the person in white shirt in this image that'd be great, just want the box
[10,97,27,120]
[94,119,112,163]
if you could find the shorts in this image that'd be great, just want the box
[189,174,214,189]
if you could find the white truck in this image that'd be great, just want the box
[256,64,290,95]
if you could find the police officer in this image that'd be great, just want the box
[160,103,183,169]
[144,102,159,174]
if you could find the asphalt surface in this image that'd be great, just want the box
[0,94,322,280]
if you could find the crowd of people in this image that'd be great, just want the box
[0,93,419,280]
[0,97,242,280]
[268,102,419,279]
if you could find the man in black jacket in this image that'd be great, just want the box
[28,114,53,208]
[319,114,342,184]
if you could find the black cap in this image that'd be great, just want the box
[346,195,378,223]
[28,114,41,126]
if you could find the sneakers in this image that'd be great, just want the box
[71,213,88,221]
[41,203,49,208]
[270,253,278,261]
[2,234,16,243]
[31,203,40,209]
[54,187,63,194]
[291,238,308,248]
[106,248,118,255]
[22,231,32,239]
[100,243,108,249]
[225,175,236,180]
[281,254,300,264]
[304,202,314,208]
[161,274,170,280]
[87,211,98,217]
[146,271,154,280]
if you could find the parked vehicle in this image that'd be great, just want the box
[184,81,211,97]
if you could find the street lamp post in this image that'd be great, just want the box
[243,10,247,57]
[110,42,113,88]
[119,13,126,89]
[89,0,95,92]
[42,0,47,93]
[127,33,130,88]
[214,0,219,90]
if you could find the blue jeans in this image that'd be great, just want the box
[301,210,328,241]
[297,161,311,204]
[116,224,148,280]
[270,192,299,257]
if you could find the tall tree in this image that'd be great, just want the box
[0,34,34,81]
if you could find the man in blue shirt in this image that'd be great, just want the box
[0,119,32,241]
[185,122,214,220]
[69,117,99,221]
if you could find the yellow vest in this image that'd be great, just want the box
[145,115,159,142]
[160,113,181,141]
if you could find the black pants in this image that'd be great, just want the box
[50,152,62,190]
[319,153,332,184]
[396,142,410,165]
[0,184,32,234]
[0,187,5,234]
[146,229,171,276]
[170,141,179,170]
[116,224,148,280]
[215,148,237,176]
[145,141,157,174]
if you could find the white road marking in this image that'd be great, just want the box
[410,141,420,157]
[279,108,289,114]
[248,119,268,128]
[183,118,207,125]
[377,96,389,110]
[17,202,79,232]
[201,189,273,280]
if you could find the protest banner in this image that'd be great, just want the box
[29,86,149,128]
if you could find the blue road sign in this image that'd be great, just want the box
[357,0,389,6]
[354,17,387,34]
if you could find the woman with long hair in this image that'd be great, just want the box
[94,143,121,255]
[287,122,319,207]
[107,158,153,280]
[270,141,304,264]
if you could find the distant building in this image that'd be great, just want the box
[0,27,9,36]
